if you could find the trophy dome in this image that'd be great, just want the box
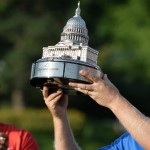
[59,2,89,46]
[66,15,86,29]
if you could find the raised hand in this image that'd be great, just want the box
[42,86,68,118]
[69,70,120,108]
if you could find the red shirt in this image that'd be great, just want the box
[0,123,39,150]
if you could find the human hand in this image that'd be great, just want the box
[42,86,68,118]
[0,132,8,150]
[69,70,120,108]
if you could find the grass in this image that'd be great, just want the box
[0,107,124,150]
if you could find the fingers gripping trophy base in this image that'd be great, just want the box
[30,58,103,94]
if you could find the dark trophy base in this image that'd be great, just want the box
[30,57,103,92]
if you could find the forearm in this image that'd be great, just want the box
[109,95,150,149]
[53,113,81,150]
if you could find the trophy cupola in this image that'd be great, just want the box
[59,2,89,46]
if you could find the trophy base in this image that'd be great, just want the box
[30,57,103,91]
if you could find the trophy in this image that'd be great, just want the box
[30,2,103,91]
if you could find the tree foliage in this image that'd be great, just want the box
[0,0,150,115]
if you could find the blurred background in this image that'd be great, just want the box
[0,0,150,149]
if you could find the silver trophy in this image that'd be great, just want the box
[30,2,103,91]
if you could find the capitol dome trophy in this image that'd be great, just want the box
[30,2,103,92]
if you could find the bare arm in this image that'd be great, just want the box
[110,94,150,149]
[69,70,150,149]
[53,112,81,150]
[42,87,81,150]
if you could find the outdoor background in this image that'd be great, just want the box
[0,0,150,149]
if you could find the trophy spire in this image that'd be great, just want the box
[75,2,81,16]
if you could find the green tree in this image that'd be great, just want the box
[0,0,74,107]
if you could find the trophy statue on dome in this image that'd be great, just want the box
[30,2,103,91]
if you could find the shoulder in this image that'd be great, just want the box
[0,122,29,136]
[0,122,22,133]
[98,132,144,150]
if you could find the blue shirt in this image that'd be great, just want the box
[98,132,144,150]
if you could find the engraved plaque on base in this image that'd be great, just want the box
[30,58,103,90]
